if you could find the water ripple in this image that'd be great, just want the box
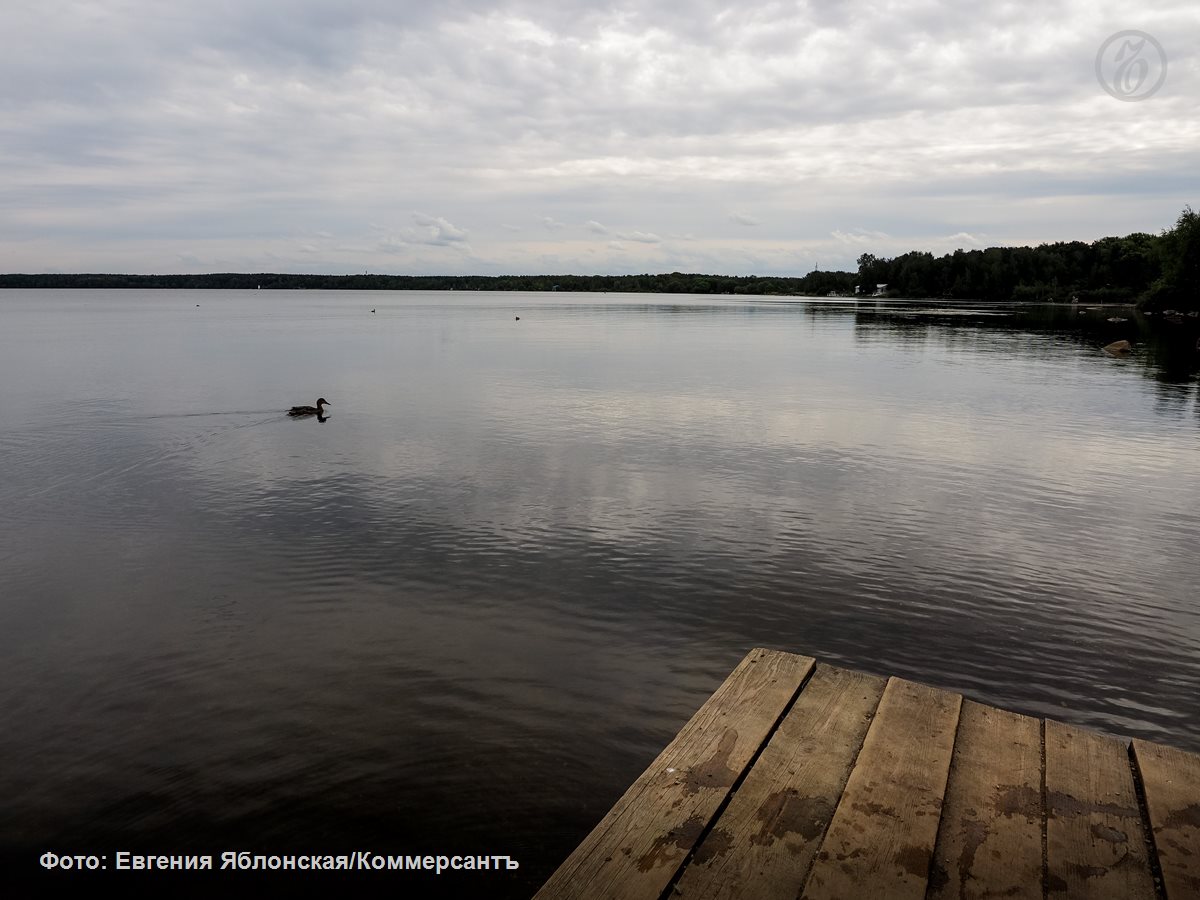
[1,291,1197,891]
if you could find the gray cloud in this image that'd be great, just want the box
[1,0,1198,275]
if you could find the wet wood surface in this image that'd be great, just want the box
[536,649,1199,900]
[1044,720,1156,899]
[801,677,961,900]
[928,701,1043,900]
[532,648,813,900]
[1132,737,1200,900]
[674,664,886,900]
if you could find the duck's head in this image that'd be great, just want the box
[317,397,331,406]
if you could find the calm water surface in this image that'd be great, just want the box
[2,290,1198,894]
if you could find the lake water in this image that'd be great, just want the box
[2,290,1198,894]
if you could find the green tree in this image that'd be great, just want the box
[1145,207,1200,309]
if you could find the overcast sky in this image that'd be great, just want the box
[2,0,1198,276]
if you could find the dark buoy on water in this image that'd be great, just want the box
[515,316,520,321]
[371,309,376,313]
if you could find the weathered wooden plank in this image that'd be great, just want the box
[1132,737,1200,900]
[673,664,887,900]
[927,701,1043,900]
[800,677,962,900]
[1045,720,1155,899]
[534,648,814,900]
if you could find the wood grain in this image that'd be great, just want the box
[1044,720,1155,899]
[927,700,1043,900]
[673,663,886,899]
[800,676,962,900]
[535,651,1200,900]
[1132,737,1200,900]
[533,648,813,900]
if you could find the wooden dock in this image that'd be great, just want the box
[535,649,1200,900]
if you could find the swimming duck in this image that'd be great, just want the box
[288,398,330,416]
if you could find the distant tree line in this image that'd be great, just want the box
[3,207,1195,308]
[0,269,859,296]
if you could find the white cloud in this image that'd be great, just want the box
[585,219,609,234]
[832,229,892,246]
[730,213,760,226]
[943,231,985,247]
[376,213,470,252]
[615,230,662,243]
[411,213,469,244]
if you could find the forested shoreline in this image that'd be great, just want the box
[4,207,1195,309]
[0,269,857,296]
[855,206,1198,309]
